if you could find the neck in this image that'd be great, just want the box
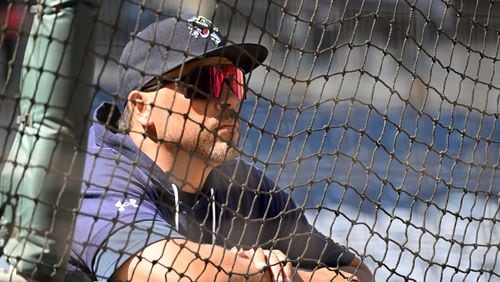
[130,133,214,193]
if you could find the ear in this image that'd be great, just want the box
[128,90,154,127]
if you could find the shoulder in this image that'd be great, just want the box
[83,104,152,194]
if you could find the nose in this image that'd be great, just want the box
[215,86,241,114]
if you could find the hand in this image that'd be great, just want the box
[231,247,293,282]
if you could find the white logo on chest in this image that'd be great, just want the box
[115,199,138,211]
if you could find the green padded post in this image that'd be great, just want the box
[0,0,98,280]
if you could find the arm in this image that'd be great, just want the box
[112,239,272,282]
[237,248,372,282]
[240,170,372,281]
[112,238,373,282]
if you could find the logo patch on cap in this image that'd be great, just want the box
[187,16,224,47]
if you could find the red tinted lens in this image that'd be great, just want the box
[219,65,245,100]
[183,65,245,100]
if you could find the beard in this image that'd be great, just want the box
[181,124,239,164]
[199,132,239,163]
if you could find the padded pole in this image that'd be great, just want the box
[0,0,98,280]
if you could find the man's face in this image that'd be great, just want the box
[149,57,243,164]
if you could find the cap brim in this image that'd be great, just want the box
[200,43,268,73]
[170,43,268,75]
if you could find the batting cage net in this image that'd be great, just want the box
[0,0,498,281]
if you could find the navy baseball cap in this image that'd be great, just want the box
[118,15,268,100]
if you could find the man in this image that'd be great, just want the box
[68,15,373,281]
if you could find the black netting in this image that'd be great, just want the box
[0,0,498,281]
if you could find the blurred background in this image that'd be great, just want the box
[1,0,498,281]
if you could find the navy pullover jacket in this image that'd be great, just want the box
[68,103,355,281]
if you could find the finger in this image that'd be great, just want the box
[253,248,268,271]
[243,248,255,257]
[230,247,238,253]
[237,248,250,259]
[283,260,293,282]
[268,251,284,282]
[274,251,292,282]
[270,250,292,282]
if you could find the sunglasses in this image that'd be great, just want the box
[142,65,246,101]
